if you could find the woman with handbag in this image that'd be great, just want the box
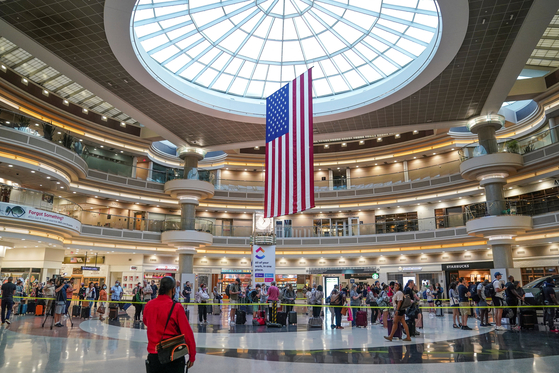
[366,287,379,324]
[143,276,196,373]
[98,284,108,321]
[195,283,210,324]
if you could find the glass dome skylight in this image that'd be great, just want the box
[132,0,440,100]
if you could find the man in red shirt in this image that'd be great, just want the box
[143,276,196,373]
[267,281,280,320]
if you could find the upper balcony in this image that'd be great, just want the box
[459,138,525,181]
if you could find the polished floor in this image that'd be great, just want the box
[1,306,559,372]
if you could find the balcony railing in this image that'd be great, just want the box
[458,128,556,162]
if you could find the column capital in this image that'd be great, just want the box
[467,114,505,134]
[178,146,206,161]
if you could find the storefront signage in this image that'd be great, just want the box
[155,266,177,271]
[81,266,100,271]
[221,269,251,274]
[252,245,276,286]
[0,202,81,232]
[130,266,138,271]
[309,266,379,274]
[442,261,494,271]
[372,273,380,280]
[402,267,423,272]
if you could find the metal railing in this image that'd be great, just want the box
[458,128,556,162]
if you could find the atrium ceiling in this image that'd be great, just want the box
[0,0,554,148]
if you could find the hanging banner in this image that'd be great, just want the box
[252,245,276,286]
[0,202,81,232]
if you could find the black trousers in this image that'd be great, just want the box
[507,298,518,325]
[135,303,143,321]
[146,354,185,373]
[312,306,321,318]
[198,304,207,322]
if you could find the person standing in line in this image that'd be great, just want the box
[195,283,210,324]
[492,272,506,331]
[110,280,123,311]
[174,281,181,303]
[477,280,490,327]
[85,282,96,317]
[312,285,324,318]
[449,282,460,328]
[328,285,339,328]
[305,286,313,316]
[43,279,56,317]
[133,282,143,323]
[543,281,559,332]
[267,281,280,320]
[99,284,108,321]
[78,282,87,306]
[182,281,191,311]
[1,277,16,325]
[65,278,75,314]
[505,276,523,330]
[150,280,158,300]
[13,280,23,315]
[366,286,379,325]
[384,282,412,342]
[457,277,472,330]
[143,276,196,373]
[53,278,69,327]
[229,278,242,323]
[283,284,296,313]
[260,284,268,316]
[349,284,361,327]
[142,280,153,302]
[330,288,345,329]
[94,282,100,310]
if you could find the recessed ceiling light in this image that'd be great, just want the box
[374,163,378,165]
[539,180,543,183]
[73,191,76,194]
[46,176,50,179]
[116,199,119,202]
[56,182,60,184]
[120,122,126,127]
[100,145,104,148]
[413,157,416,159]
[451,148,454,150]
[8,165,13,168]
[94,196,98,198]
[324,144,329,149]
[433,153,436,155]
[82,108,88,113]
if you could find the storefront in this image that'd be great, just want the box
[442,262,494,287]
[219,269,251,295]
[143,265,178,288]
[383,265,444,290]
[0,267,42,287]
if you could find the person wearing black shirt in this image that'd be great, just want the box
[543,281,559,332]
[505,276,522,328]
[182,281,192,310]
[150,280,158,300]
[457,277,472,330]
[403,280,419,337]
[1,277,17,325]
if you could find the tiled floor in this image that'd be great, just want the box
[1,306,559,372]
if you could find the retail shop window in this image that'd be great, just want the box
[435,206,465,229]
[387,273,403,285]
[375,212,418,234]
[332,169,347,190]
[521,267,558,286]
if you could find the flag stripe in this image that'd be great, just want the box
[307,69,315,210]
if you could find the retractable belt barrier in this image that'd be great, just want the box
[14,296,556,309]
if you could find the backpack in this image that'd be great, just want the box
[225,284,230,297]
[422,290,428,299]
[471,290,481,303]
[250,290,258,302]
[484,282,496,298]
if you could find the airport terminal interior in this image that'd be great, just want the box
[2,0,559,372]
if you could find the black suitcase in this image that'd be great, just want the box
[288,311,297,325]
[27,301,37,314]
[185,309,190,321]
[405,319,416,337]
[81,306,91,319]
[72,305,81,317]
[109,308,118,320]
[236,310,247,324]
[276,311,287,326]
[520,308,537,329]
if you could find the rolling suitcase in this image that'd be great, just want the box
[27,301,37,314]
[81,306,91,319]
[185,309,190,321]
[387,318,402,339]
[356,310,368,328]
[288,311,297,325]
[308,317,322,328]
[520,308,537,330]
[213,304,220,315]
[19,303,28,315]
[276,311,287,326]
[109,307,118,320]
[72,305,81,317]
[405,319,416,337]
[35,304,44,316]
[236,310,247,324]
[436,307,444,317]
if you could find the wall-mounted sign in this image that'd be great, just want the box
[221,269,251,274]
[442,261,494,271]
[252,245,275,285]
[130,266,138,271]
[372,273,380,280]
[0,202,80,231]
[402,267,422,272]
[155,266,177,271]
[81,266,100,271]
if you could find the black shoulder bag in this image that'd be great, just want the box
[156,301,189,364]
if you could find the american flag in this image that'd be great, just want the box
[264,69,314,218]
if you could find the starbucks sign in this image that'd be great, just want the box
[372,273,380,280]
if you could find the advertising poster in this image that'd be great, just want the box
[252,245,276,287]
[0,202,81,232]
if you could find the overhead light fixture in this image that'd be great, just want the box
[0,64,6,71]
[341,143,347,147]
[63,99,69,106]
[413,157,417,159]
[31,170,35,173]
[324,144,329,149]
[377,137,382,142]
[100,145,104,148]
[22,77,28,85]
[120,122,126,127]
[359,140,365,145]
[82,108,88,114]
[42,89,49,96]
[395,134,400,139]
[46,176,51,179]
[101,116,107,121]
[413,130,418,134]
[254,146,259,150]
[8,165,13,168]
[433,153,436,155]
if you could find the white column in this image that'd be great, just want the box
[216,169,222,188]
[403,160,409,182]
[328,169,333,190]
[132,157,138,178]
[346,168,351,189]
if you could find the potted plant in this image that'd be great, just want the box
[42,122,56,141]
[506,140,519,154]
[17,115,30,130]
[62,133,74,150]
